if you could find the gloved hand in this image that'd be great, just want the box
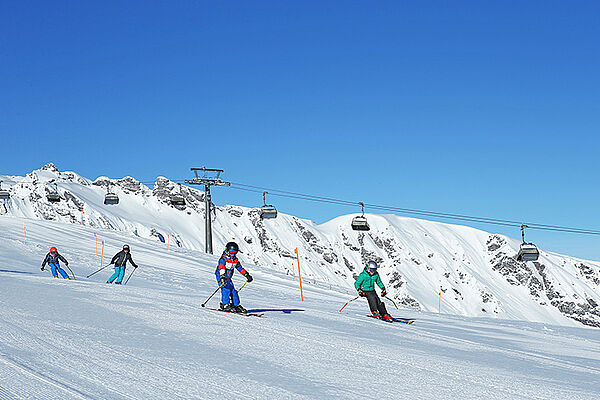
[65,262,69,266]
[381,289,387,297]
[245,273,253,282]
[219,275,228,286]
[41,266,45,271]
[358,289,365,297]
[134,265,138,269]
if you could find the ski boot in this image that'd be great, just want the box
[65,277,70,280]
[115,282,122,285]
[53,275,59,278]
[220,303,234,312]
[234,305,247,314]
[371,311,381,318]
[381,314,393,322]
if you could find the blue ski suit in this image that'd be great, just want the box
[215,254,248,306]
[41,252,69,279]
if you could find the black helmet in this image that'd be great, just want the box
[225,242,239,252]
[123,244,130,250]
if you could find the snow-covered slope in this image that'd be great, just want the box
[1,164,599,328]
[0,217,599,399]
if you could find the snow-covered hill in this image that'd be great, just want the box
[1,164,599,327]
[0,217,599,399]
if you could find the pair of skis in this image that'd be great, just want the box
[367,315,415,324]
[340,295,415,324]
[207,308,264,317]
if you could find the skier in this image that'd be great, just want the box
[215,242,253,313]
[354,260,393,321]
[106,244,138,284]
[41,247,71,279]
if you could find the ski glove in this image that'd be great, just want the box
[65,261,69,266]
[245,273,253,282]
[381,289,387,297]
[358,289,365,297]
[41,267,44,271]
[219,276,228,286]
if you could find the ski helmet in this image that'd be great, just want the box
[365,260,378,273]
[123,244,130,250]
[50,247,57,253]
[225,242,239,253]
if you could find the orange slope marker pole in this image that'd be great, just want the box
[295,247,304,301]
[101,240,104,269]
[24,223,27,245]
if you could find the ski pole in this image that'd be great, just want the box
[86,264,110,278]
[339,296,360,312]
[66,265,76,280]
[384,295,399,310]
[124,267,138,285]
[201,283,225,308]
[237,281,248,292]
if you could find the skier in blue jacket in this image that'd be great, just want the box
[41,247,70,279]
[215,242,253,313]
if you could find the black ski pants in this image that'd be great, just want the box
[363,290,388,316]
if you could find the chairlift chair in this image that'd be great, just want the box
[260,191,278,219]
[170,184,186,206]
[351,202,370,231]
[0,181,9,200]
[47,183,61,203]
[104,183,119,205]
[516,225,539,262]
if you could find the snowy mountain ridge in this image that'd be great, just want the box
[1,163,599,327]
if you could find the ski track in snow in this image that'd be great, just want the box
[0,217,599,399]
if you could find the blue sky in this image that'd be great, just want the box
[1,1,599,259]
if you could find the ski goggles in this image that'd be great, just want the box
[228,250,238,256]
[366,266,377,273]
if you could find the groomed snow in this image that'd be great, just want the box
[0,217,599,399]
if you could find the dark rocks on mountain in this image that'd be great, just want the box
[42,163,59,172]
[389,271,405,289]
[226,206,244,218]
[343,257,354,271]
[481,291,493,303]
[576,263,600,285]
[452,288,463,300]
[63,191,84,211]
[322,252,337,264]
[399,295,421,309]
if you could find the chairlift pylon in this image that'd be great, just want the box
[260,191,277,219]
[46,182,61,203]
[516,224,539,262]
[170,184,186,206]
[104,182,119,205]
[0,180,10,200]
[351,202,370,231]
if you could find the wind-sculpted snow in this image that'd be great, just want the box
[1,163,599,327]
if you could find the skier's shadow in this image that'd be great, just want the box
[0,269,36,275]
[246,309,304,314]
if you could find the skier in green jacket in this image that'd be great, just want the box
[354,260,392,321]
